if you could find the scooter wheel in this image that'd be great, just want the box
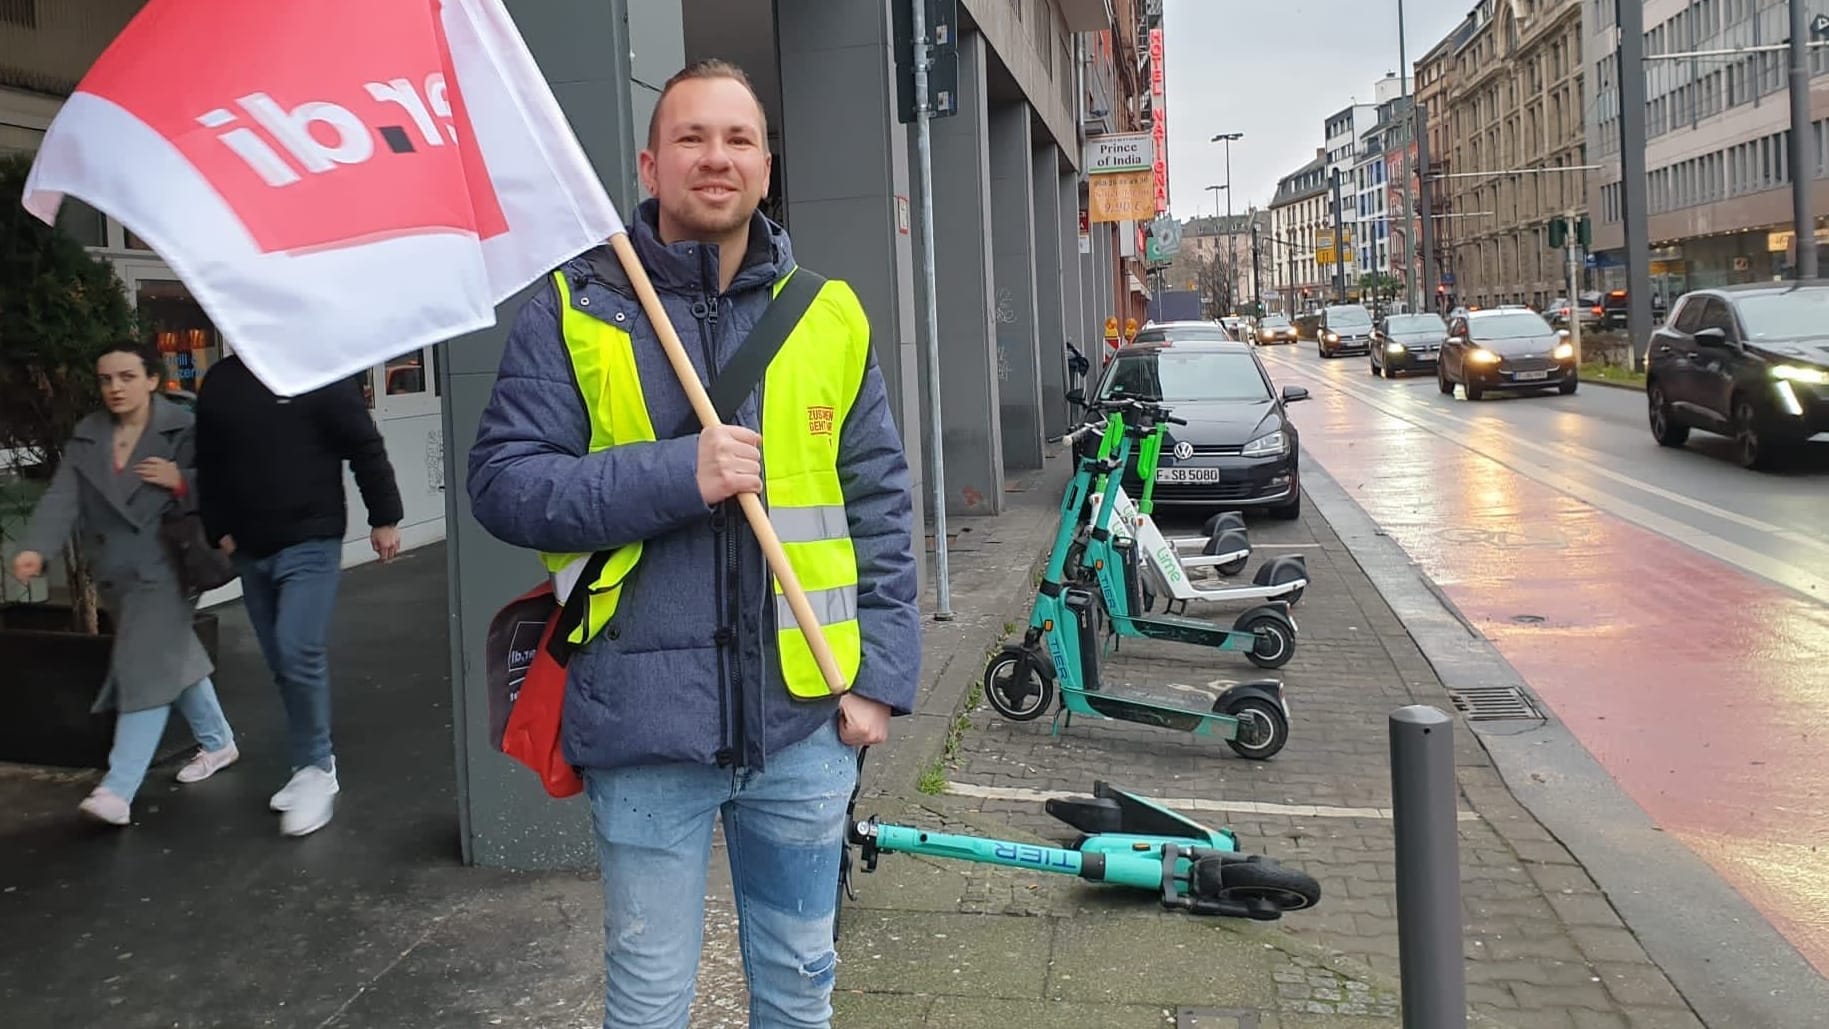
[1242,616,1295,670]
[1223,696,1289,760]
[1268,561,1305,605]
[983,651,1053,722]
[1193,855,1321,915]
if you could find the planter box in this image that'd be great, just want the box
[0,604,221,769]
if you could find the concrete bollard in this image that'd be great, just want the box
[1390,705,1466,1028]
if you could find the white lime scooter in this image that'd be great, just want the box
[1090,483,1308,614]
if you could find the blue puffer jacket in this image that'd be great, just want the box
[467,200,922,772]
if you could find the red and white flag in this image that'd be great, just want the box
[21,0,623,396]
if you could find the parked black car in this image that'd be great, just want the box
[1645,283,1829,469]
[1076,337,1309,520]
[1370,312,1449,378]
[1438,307,1579,400]
[1316,303,1375,358]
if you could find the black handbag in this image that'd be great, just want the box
[160,509,237,594]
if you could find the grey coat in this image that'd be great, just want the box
[21,396,214,713]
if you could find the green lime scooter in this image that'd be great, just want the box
[1072,398,1299,669]
[982,399,1292,759]
[842,780,1321,921]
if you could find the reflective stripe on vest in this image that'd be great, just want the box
[544,266,869,698]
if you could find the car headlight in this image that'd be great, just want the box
[1773,364,1828,385]
[1242,430,1288,457]
[1386,341,1407,354]
[1323,331,1339,342]
[1553,342,1574,360]
[1468,348,1501,365]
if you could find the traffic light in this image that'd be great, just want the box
[1547,217,1566,249]
[1577,216,1591,248]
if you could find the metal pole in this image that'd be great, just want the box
[1789,0,1818,279]
[911,0,952,620]
[1252,216,1263,316]
[1331,168,1347,303]
[1397,0,1415,313]
[1390,705,1466,1029]
[1567,208,1582,365]
[1617,0,1653,369]
[1417,103,1436,312]
[1225,138,1235,315]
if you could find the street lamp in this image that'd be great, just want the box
[1211,132,1243,315]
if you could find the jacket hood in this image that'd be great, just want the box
[570,197,796,299]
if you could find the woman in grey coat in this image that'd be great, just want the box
[10,342,239,826]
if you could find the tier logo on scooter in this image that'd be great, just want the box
[1173,440,1194,460]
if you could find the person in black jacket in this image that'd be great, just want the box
[193,355,403,837]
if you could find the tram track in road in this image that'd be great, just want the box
[1257,347,1829,606]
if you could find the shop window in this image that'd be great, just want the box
[137,279,223,395]
[384,350,428,396]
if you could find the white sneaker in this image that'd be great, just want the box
[176,743,240,784]
[78,787,131,826]
[270,762,337,812]
[277,766,338,837]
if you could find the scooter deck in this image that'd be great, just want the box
[1118,611,1250,649]
[1047,780,1236,846]
[1181,577,1305,599]
[1060,683,1236,736]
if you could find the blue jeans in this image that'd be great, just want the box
[235,538,342,773]
[583,718,858,1029]
[101,678,234,801]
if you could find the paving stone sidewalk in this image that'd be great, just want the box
[921,490,1705,1029]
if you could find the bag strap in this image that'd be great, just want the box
[708,267,827,422]
[545,547,614,667]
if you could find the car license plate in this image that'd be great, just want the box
[1155,467,1221,484]
[1514,370,1549,381]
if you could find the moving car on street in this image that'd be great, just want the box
[1085,334,1309,520]
[1370,311,1449,378]
[1438,307,1579,400]
[1254,314,1298,345]
[1547,292,1603,331]
[1133,319,1234,344]
[1316,303,1375,359]
[1645,283,1829,470]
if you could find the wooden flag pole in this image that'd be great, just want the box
[607,232,849,695]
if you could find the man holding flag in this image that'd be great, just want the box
[468,60,920,1028]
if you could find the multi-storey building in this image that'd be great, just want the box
[1415,29,1462,310]
[1324,102,1377,283]
[1585,0,1829,298]
[1269,151,1332,314]
[1438,0,1587,309]
[1353,75,1410,282]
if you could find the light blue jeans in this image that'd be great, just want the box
[235,538,342,773]
[101,677,234,801]
[583,717,859,1029]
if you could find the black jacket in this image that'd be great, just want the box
[194,355,404,559]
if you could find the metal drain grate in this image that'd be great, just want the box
[1447,685,1542,721]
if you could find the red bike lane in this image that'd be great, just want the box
[1285,376,1829,976]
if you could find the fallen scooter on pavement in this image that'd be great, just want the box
[983,400,1293,758]
[844,781,1321,920]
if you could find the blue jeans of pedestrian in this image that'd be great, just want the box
[583,717,859,1029]
[101,678,234,801]
[234,538,342,773]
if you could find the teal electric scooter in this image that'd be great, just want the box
[981,402,1292,759]
[1074,399,1299,669]
[844,781,1321,920]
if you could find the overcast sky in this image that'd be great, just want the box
[1160,0,1473,220]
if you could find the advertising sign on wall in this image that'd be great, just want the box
[1149,27,1168,214]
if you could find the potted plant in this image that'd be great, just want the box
[0,151,217,767]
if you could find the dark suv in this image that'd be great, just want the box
[1645,283,1829,469]
[1316,304,1375,358]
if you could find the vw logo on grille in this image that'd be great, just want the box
[1173,441,1194,460]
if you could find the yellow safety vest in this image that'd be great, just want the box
[541,268,868,698]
